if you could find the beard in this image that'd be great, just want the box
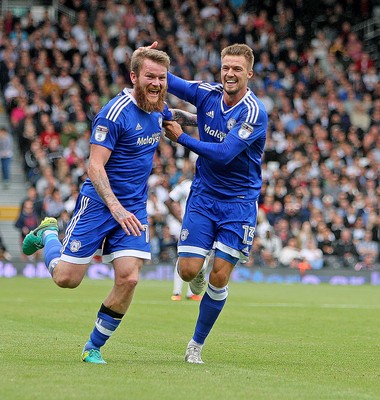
[134,82,167,113]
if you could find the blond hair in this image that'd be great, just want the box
[221,44,254,70]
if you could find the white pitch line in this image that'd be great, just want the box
[131,300,380,310]
[245,303,380,310]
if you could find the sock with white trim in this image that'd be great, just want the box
[173,260,184,295]
[192,283,228,345]
[42,232,61,277]
[85,304,124,350]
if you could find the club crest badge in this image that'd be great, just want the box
[227,118,236,130]
[70,240,82,253]
[94,125,108,142]
[180,229,189,241]
[158,116,163,129]
[238,122,254,139]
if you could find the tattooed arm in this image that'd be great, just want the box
[170,109,197,126]
[87,144,143,236]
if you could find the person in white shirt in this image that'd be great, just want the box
[165,175,203,301]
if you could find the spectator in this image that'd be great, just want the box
[356,230,379,265]
[43,187,65,218]
[260,228,283,268]
[278,237,302,269]
[300,238,324,270]
[316,223,336,265]
[14,199,39,260]
[354,254,377,271]
[39,121,60,149]
[0,231,12,261]
[20,185,44,219]
[159,225,177,264]
[0,125,13,189]
[332,228,360,268]
[35,166,59,197]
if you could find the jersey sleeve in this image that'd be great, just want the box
[91,116,121,151]
[178,107,268,165]
[169,183,185,202]
[167,72,200,105]
[162,104,173,121]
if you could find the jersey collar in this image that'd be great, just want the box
[220,88,252,114]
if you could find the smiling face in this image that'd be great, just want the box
[131,58,168,113]
[221,54,253,106]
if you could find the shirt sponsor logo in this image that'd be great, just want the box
[204,124,226,142]
[94,125,108,142]
[136,131,161,145]
[238,122,254,139]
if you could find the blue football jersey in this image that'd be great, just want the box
[81,89,171,211]
[168,73,268,202]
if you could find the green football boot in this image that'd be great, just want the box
[81,348,107,364]
[22,217,58,256]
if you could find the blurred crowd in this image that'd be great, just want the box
[0,0,379,270]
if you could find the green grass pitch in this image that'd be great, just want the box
[0,277,379,400]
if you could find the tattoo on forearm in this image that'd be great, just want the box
[92,170,118,207]
[172,109,198,126]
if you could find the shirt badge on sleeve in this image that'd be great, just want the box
[94,125,108,142]
[238,122,254,139]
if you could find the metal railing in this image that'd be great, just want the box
[352,13,380,66]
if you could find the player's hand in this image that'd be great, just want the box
[163,120,183,143]
[136,41,158,52]
[111,205,144,236]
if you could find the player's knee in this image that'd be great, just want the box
[115,273,139,290]
[125,277,139,289]
[178,258,204,281]
[209,270,229,288]
[178,265,200,282]
[53,272,81,288]
[179,268,194,282]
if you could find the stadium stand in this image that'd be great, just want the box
[0,0,379,270]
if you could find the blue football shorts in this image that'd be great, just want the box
[178,192,258,262]
[60,194,151,264]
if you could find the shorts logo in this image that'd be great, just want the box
[70,240,82,253]
[238,122,254,139]
[94,125,108,142]
[241,246,249,256]
[180,229,189,241]
[227,118,236,130]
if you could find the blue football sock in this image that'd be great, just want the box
[193,290,227,345]
[42,234,61,276]
[86,304,124,350]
